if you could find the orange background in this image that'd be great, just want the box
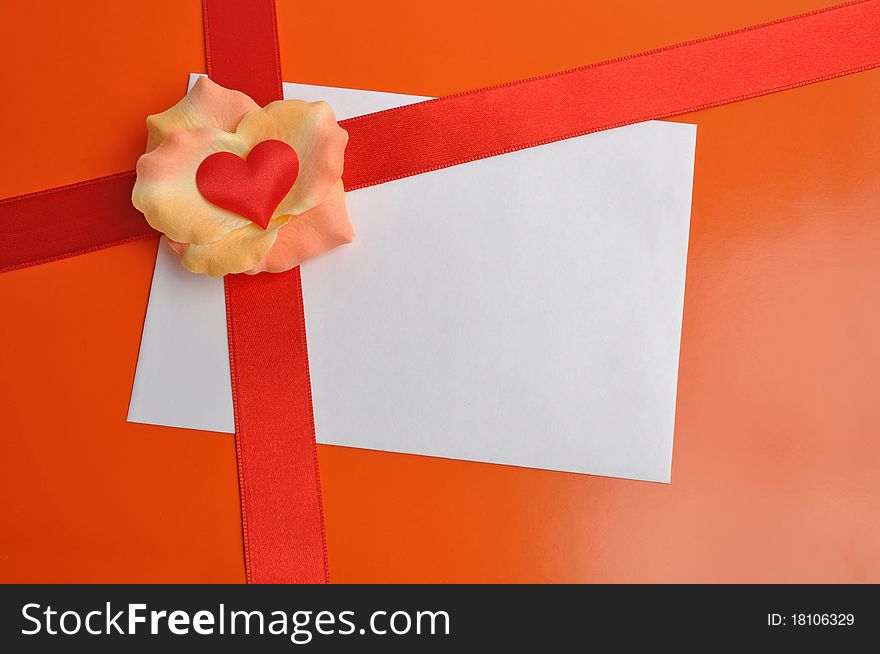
[1,0,878,582]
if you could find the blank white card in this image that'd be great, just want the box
[128,76,696,483]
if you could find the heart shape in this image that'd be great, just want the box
[195,139,299,229]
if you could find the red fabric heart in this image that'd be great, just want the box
[195,139,299,229]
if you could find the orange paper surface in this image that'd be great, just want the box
[0,0,878,582]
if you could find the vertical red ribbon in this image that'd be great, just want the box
[203,0,329,583]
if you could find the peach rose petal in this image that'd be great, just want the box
[250,181,353,274]
[145,76,260,152]
[133,80,352,276]
[235,100,348,217]
[166,239,186,256]
[133,127,253,245]
[181,215,291,276]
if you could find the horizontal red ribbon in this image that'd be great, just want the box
[340,0,880,189]
[1,0,878,274]
[0,171,152,274]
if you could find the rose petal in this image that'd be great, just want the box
[180,215,291,276]
[248,181,353,274]
[166,239,186,256]
[133,127,253,245]
[235,100,348,216]
[146,76,260,152]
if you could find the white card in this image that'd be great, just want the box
[128,76,696,483]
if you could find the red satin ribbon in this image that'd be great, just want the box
[224,269,329,583]
[1,0,879,583]
[2,0,878,273]
[340,0,880,190]
[0,171,151,274]
[203,0,282,108]
[204,0,329,584]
